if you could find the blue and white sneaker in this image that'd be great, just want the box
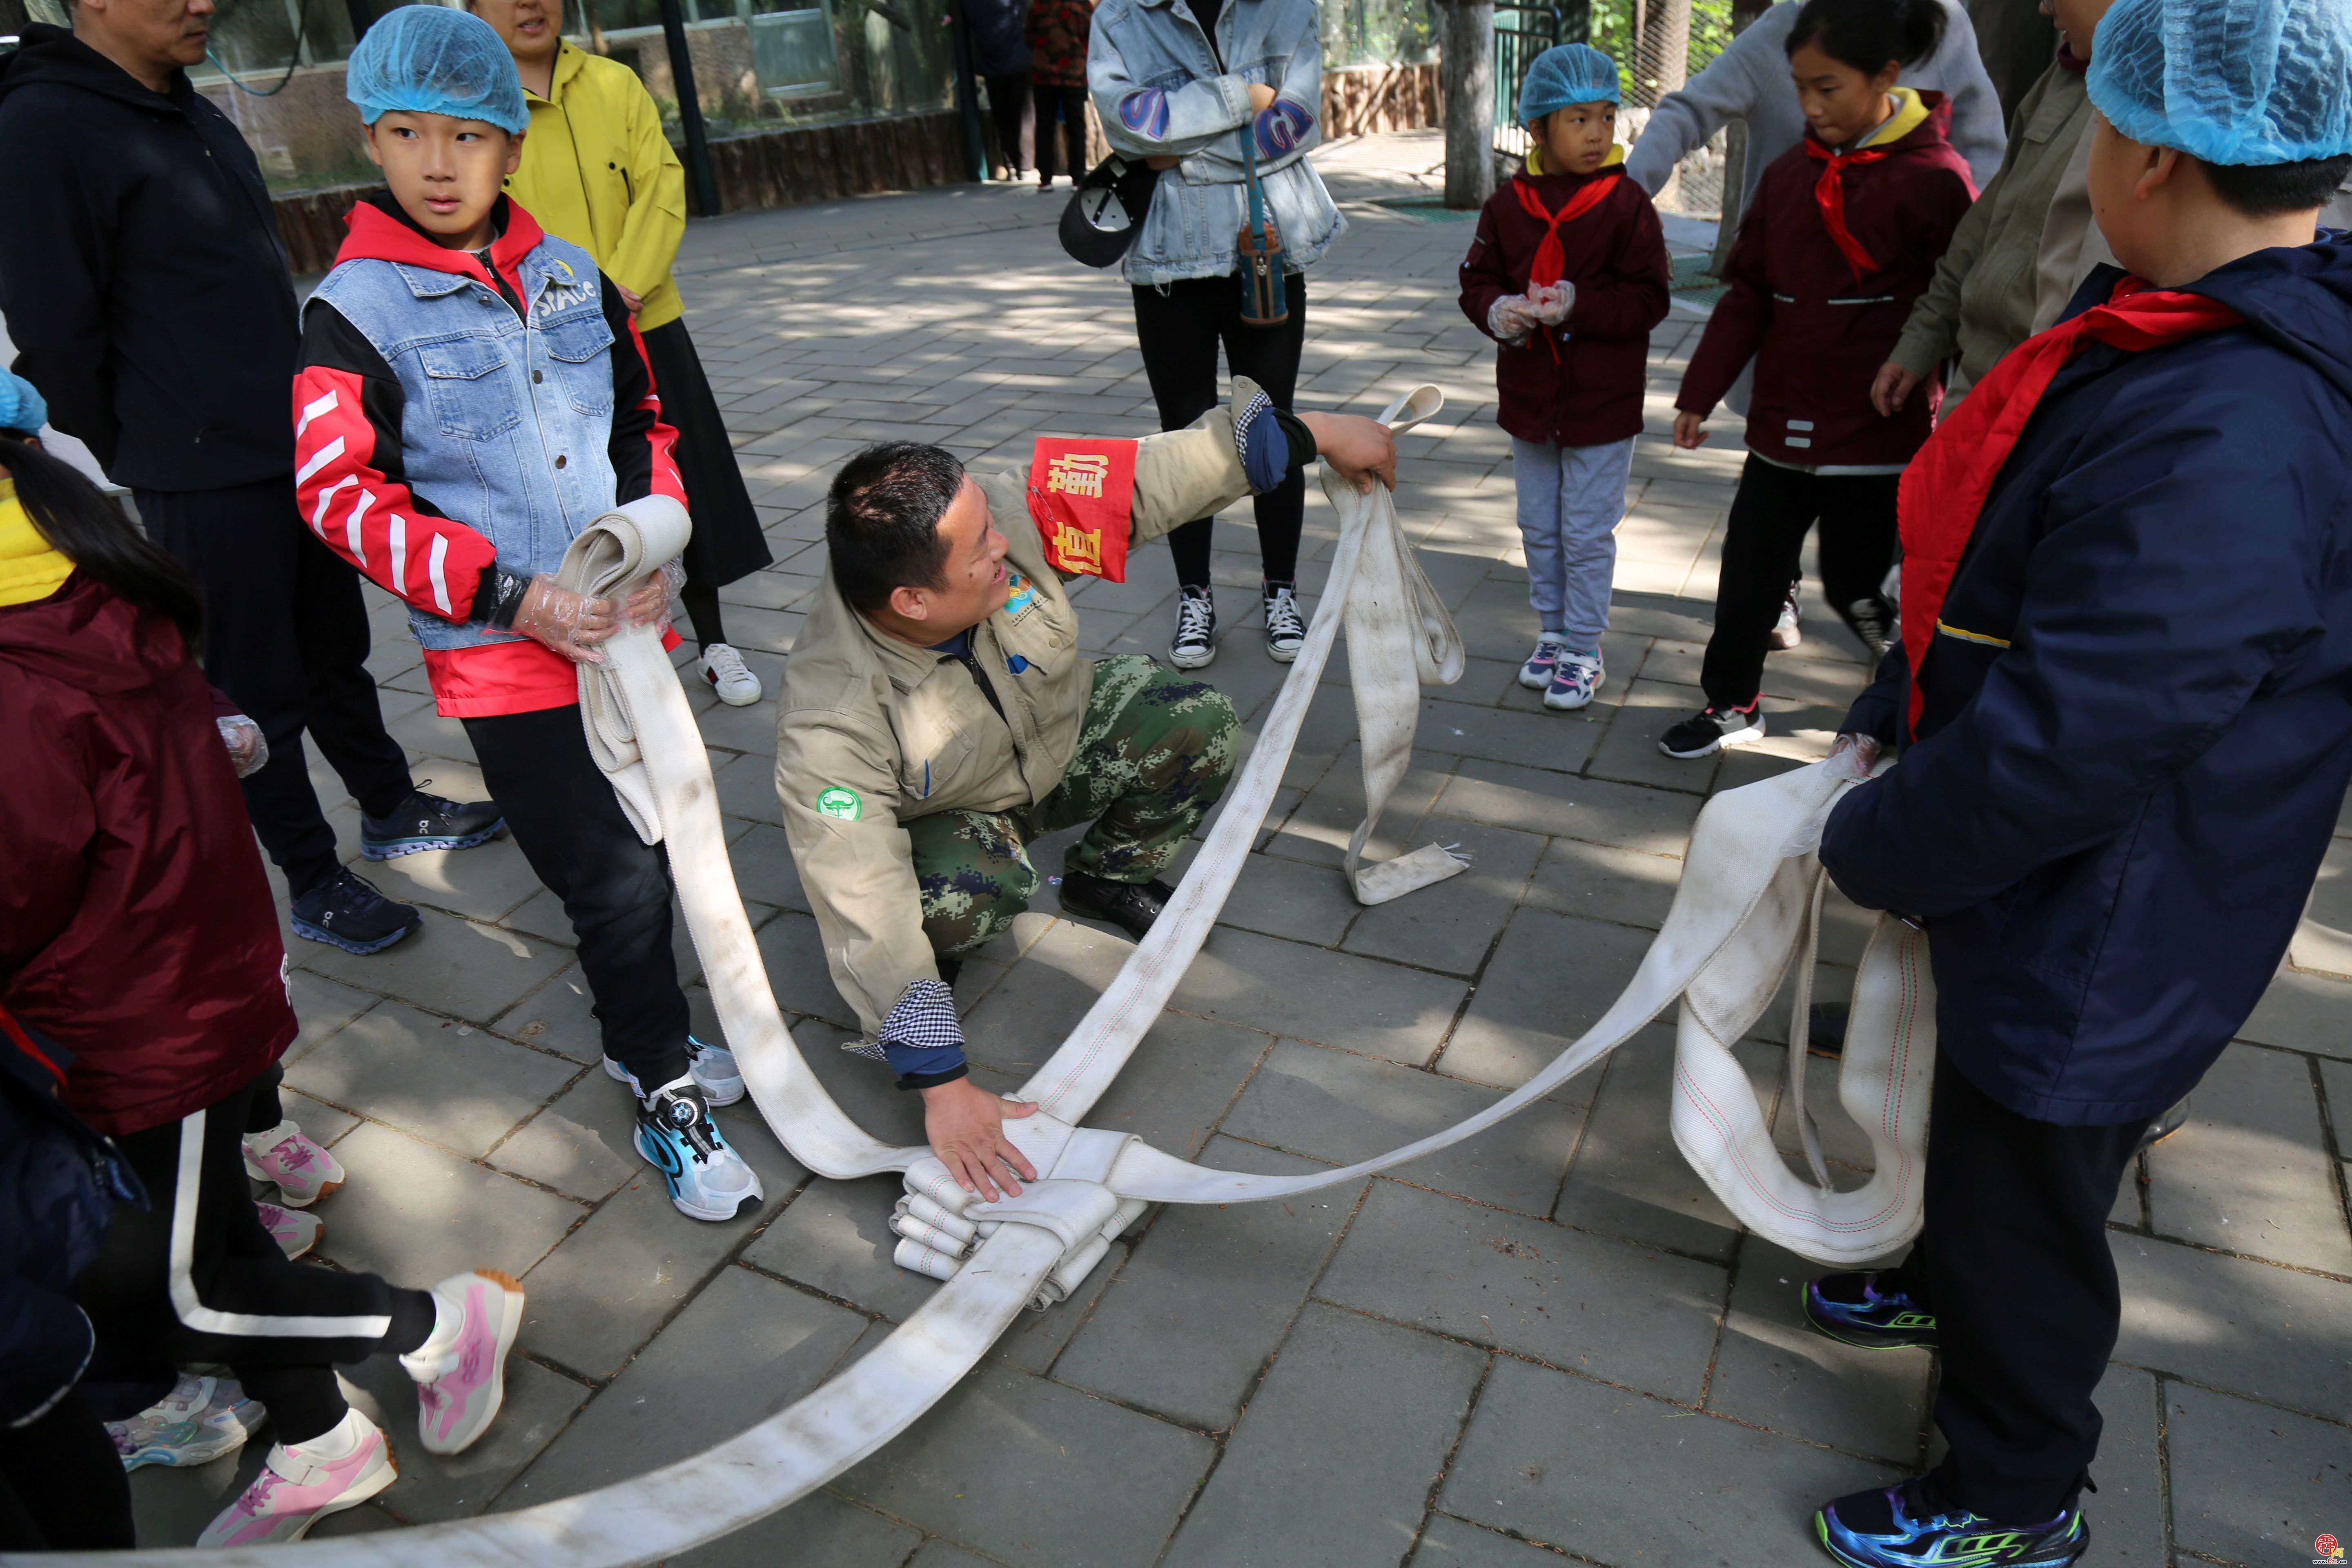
[1518,633,1570,690]
[1544,647,1603,711]
[1803,1270,1939,1350]
[359,787,506,861]
[604,1035,744,1108]
[1815,1477,2088,1568]
[634,1078,763,1223]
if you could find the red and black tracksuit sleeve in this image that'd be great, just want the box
[291,274,684,628]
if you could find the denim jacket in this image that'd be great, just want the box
[308,225,622,652]
[1088,0,1345,285]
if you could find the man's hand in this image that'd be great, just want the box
[921,1077,1039,1201]
[1870,360,1920,417]
[1298,410,1398,493]
[1673,410,1708,449]
[1247,82,1277,111]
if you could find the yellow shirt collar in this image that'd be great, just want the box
[1524,140,1626,177]
[0,479,74,610]
[1854,86,1930,151]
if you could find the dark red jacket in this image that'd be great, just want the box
[0,576,294,1135]
[1678,93,1977,468]
[1460,164,1672,448]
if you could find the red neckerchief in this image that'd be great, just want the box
[1509,170,1621,360]
[1895,276,2247,736]
[1802,138,1891,281]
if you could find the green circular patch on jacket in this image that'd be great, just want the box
[816,786,863,821]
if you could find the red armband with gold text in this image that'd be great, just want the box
[1027,438,1139,582]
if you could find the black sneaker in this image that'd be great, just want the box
[1842,596,1896,663]
[1169,586,1216,670]
[1058,869,1177,941]
[1262,579,1305,664]
[360,787,505,861]
[290,868,422,956]
[1658,701,1765,759]
[1815,1475,2089,1568]
[1803,1270,1939,1349]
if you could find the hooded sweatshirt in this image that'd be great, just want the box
[0,574,295,1136]
[1677,89,1977,471]
[1824,239,2352,1125]
[0,25,299,490]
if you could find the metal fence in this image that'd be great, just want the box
[1492,0,1735,217]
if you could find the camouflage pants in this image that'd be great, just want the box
[909,655,1238,958]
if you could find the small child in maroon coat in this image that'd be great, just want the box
[1459,42,1671,712]
[1660,0,1975,760]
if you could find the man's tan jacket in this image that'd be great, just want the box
[1889,56,2096,405]
[775,388,1268,1038]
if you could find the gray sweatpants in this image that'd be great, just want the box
[1510,434,1636,647]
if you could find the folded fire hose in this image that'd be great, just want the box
[56,388,1933,1568]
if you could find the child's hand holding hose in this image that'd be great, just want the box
[620,560,687,631]
[512,576,621,665]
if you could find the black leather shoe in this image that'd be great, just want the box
[1058,870,1176,941]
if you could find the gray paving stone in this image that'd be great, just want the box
[1214,849,1364,946]
[280,1089,363,1152]
[297,908,577,1025]
[1441,1356,1894,1567]
[2078,1364,2167,1568]
[1163,1303,1487,1568]
[1411,693,1602,774]
[285,1000,581,1159]
[2237,967,2352,1060]
[1225,1039,1582,1216]
[1520,837,1682,931]
[837,1358,1214,1566]
[337,1353,591,1522]
[2111,1230,2352,1419]
[1318,1181,1726,1403]
[743,1172,941,1323]
[753,909,863,1029]
[1172,925,1470,1067]
[720,820,813,915]
[312,1121,584,1286]
[285,971,382,1064]
[1264,741,1454,872]
[1440,910,1654,1096]
[2166,1381,2352,1567]
[1434,758,1705,856]
[1056,1138,1367,1430]
[677,1490,924,1568]
[488,1071,647,1201]
[368,835,549,924]
[1344,822,1548,977]
[1584,676,1722,797]
[1411,1515,1579,1566]
[2147,1042,2352,1273]
[507,1265,869,1506]
[1706,1238,1928,1464]
[488,967,605,1065]
[1049,1011,1273,1160]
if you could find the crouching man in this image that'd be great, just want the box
[777,384,1396,1199]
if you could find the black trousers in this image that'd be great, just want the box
[984,69,1032,172]
[464,705,690,1090]
[1887,1053,2154,1523]
[0,1392,133,1550]
[1699,457,1898,709]
[1033,81,1088,183]
[76,1074,437,1448]
[141,477,414,898]
[1131,272,1308,590]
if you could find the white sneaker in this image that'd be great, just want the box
[401,1269,527,1457]
[1544,648,1604,711]
[603,1034,744,1108]
[1769,582,1803,651]
[1518,633,1570,690]
[698,643,763,706]
[196,1411,396,1547]
[257,1199,322,1260]
[242,1120,345,1208]
[635,1077,764,1223]
[108,1373,267,1471]
[1169,586,1216,670]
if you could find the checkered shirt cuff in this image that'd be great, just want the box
[878,978,967,1088]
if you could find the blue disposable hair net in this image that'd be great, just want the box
[0,368,45,436]
[2088,0,2352,165]
[345,4,530,135]
[1518,43,1622,124]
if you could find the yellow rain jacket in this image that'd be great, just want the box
[502,43,689,332]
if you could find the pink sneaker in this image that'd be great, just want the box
[195,1414,396,1547]
[256,1199,322,1260]
[401,1269,526,1456]
[242,1120,345,1208]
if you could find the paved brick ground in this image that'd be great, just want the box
[127,132,2352,1565]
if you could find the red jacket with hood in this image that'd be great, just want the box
[1459,153,1673,448]
[1677,91,1977,469]
[0,576,294,1135]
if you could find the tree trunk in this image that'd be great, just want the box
[1440,0,1496,210]
[1706,0,1770,274]
[1637,0,1688,104]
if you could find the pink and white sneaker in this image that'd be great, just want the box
[195,1412,396,1547]
[242,1121,345,1208]
[257,1199,322,1260]
[401,1269,527,1456]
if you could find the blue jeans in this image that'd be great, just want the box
[1510,435,1635,646]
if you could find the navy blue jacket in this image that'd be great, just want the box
[1824,239,2352,1126]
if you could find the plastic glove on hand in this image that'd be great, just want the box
[512,575,619,665]
[216,714,269,779]
[1826,731,1882,782]
[620,560,686,632]
[1527,281,1575,325]
[1486,295,1535,346]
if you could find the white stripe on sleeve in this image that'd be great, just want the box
[344,487,374,568]
[308,475,354,538]
[295,387,339,439]
[388,512,409,594]
[428,533,452,615]
[294,433,345,488]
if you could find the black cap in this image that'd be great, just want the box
[1058,153,1161,270]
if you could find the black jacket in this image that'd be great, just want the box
[0,26,298,490]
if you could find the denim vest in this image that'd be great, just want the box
[310,233,620,652]
[1089,0,1346,285]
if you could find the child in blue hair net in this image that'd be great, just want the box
[294,7,768,1243]
[1456,43,1669,711]
[1802,0,2352,1564]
